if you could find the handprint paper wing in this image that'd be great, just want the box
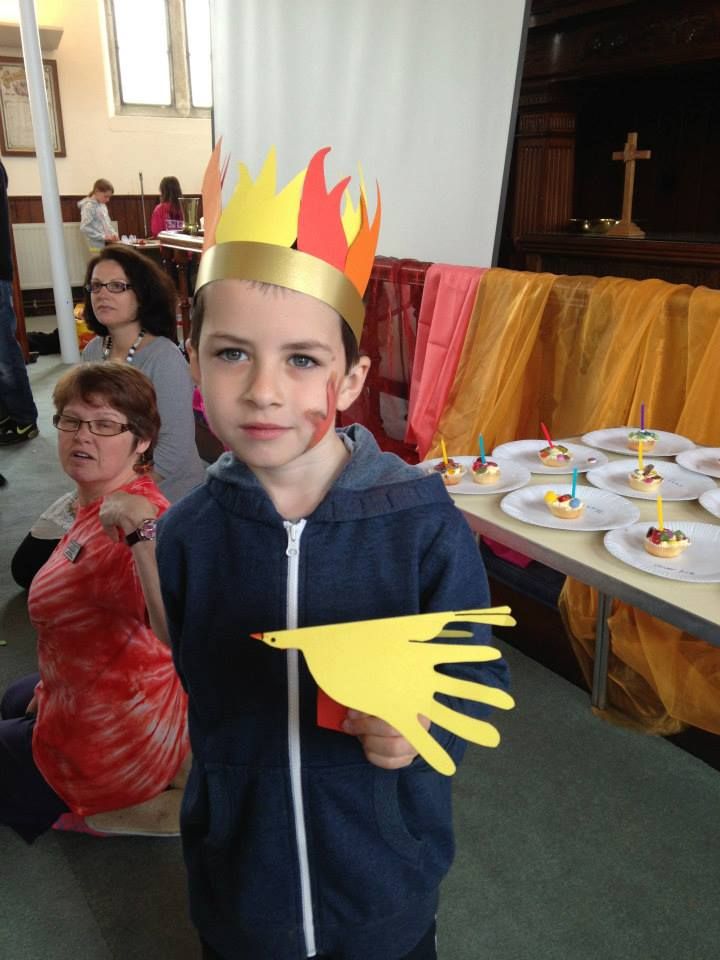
[252,607,516,775]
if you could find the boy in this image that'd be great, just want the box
[155,147,510,960]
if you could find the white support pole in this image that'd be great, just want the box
[18,0,78,363]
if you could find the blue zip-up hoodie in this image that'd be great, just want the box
[157,425,510,960]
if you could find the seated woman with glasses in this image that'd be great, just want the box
[11,244,206,589]
[0,362,189,841]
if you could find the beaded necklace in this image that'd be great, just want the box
[102,329,146,363]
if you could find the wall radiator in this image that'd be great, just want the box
[12,221,118,290]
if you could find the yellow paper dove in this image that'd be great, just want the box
[252,607,516,776]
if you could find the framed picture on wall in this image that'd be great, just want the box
[0,56,66,157]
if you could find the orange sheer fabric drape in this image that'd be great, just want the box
[425,268,556,456]
[432,268,720,735]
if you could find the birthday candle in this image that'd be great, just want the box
[479,435,486,464]
[540,421,554,447]
[640,402,645,431]
[657,495,664,531]
[637,441,643,471]
[571,468,578,499]
[440,437,448,465]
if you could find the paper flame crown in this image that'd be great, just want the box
[196,142,381,343]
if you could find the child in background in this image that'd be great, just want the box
[150,176,185,236]
[154,146,510,960]
[78,178,118,252]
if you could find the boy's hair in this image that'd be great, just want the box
[83,245,178,341]
[90,178,114,196]
[190,282,361,372]
[53,361,160,470]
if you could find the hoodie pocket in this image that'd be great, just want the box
[372,768,425,864]
[183,763,300,925]
[307,764,439,928]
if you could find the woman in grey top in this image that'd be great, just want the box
[11,246,205,589]
[81,245,205,501]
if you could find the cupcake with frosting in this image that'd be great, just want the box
[628,429,658,452]
[471,458,501,485]
[629,463,662,492]
[544,490,585,520]
[430,458,466,487]
[644,526,689,558]
[538,444,573,468]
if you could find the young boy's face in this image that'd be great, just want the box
[189,280,369,470]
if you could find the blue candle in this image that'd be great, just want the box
[571,468,578,499]
[478,435,486,464]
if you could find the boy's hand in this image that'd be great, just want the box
[342,710,431,769]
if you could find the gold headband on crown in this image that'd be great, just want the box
[196,242,366,343]
[197,144,381,342]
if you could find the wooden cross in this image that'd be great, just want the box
[607,131,651,238]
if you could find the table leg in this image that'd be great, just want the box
[174,252,191,344]
[592,591,612,709]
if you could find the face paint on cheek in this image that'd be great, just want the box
[305,377,338,450]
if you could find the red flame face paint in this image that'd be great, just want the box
[305,377,338,451]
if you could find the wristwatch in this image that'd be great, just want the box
[125,518,158,547]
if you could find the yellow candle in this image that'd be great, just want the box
[637,441,643,471]
[657,495,664,531]
[440,437,448,465]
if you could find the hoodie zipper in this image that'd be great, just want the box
[284,519,316,957]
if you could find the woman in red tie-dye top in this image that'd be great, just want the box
[0,362,188,842]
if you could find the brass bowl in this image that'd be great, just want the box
[568,218,592,233]
[589,218,619,234]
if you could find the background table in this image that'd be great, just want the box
[155,231,203,340]
[450,445,720,707]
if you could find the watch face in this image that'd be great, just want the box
[139,518,158,541]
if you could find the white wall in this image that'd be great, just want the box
[211,0,527,266]
[0,0,211,196]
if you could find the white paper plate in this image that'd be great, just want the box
[604,521,720,582]
[581,427,695,457]
[698,488,720,521]
[421,456,531,496]
[491,439,608,475]
[500,483,639,532]
[586,459,715,501]
[675,447,720,480]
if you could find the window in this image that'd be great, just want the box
[104,0,212,117]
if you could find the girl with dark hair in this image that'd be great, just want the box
[150,176,185,235]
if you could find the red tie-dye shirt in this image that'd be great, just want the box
[28,475,189,816]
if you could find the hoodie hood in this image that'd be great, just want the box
[205,423,445,523]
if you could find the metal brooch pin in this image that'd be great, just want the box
[63,540,83,563]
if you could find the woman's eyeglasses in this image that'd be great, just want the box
[53,414,134,436]
[85,280,133,294]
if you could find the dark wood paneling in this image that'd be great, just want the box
[8,194,201,240]
[500,0,720,285]
[573,66,720,234]
[525,0,720,82]
[516,232,720,288]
